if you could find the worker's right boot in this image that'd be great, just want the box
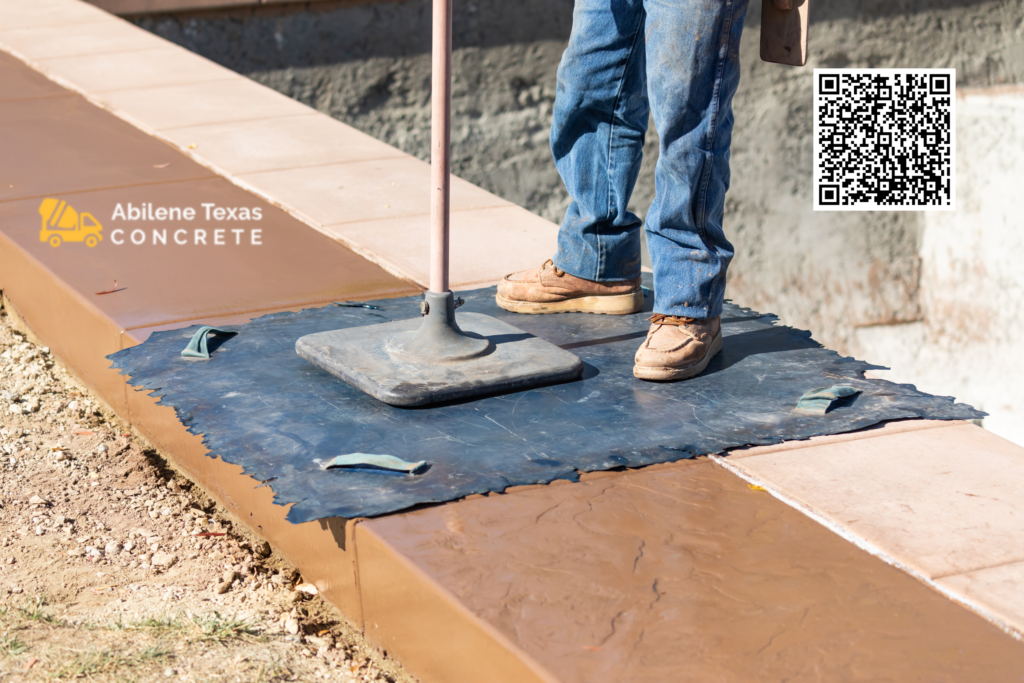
[633,314,723,381]
[496,259,644,315]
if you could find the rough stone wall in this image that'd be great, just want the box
[134,0,1024,358]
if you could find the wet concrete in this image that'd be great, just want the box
[363,459,1024,682]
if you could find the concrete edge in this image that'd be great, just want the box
[355,521,562,683]
[712,454,1024,641]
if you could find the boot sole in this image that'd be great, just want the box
[495,290,644,316]
[633,330,723,381]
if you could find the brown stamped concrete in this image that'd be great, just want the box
[359,460,1024,683]
[0,48,417,625]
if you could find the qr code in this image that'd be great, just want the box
[814,68,955,211]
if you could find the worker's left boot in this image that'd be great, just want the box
[633,314,722,381]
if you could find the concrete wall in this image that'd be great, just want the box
[132,0,1024,443]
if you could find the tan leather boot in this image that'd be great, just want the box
[633,314,722,381]
[496,260,644,315]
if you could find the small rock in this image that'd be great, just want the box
[123,540,134,552]
[68,548,84,557]
[54,450,70,461]
[151,552,177,568]
[54,515,67,526]
[104,542,119,556]
[23,397,39,413]
[29,495,48,506]
[149,511,160,520]
[284,618,300,635]
[68,400,79,412]
[1,390,19,402]
[95,444,107,455]
[306,635,333,649]
[8,404,23,415]
[215,581,231,595]
[255,541,272,558]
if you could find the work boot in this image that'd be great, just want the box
[496,259,644,315]
[633,314,722,381]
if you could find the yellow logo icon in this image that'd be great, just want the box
[38,198,103,248]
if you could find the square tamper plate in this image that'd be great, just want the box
[295,312,584,407]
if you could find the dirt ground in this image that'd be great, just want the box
[0,303,416,682]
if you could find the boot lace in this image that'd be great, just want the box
[648,313,697,326]
[542,259,564,277]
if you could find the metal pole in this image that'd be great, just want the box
[429,0,452,294]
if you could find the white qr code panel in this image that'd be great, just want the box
[814,69,955,211]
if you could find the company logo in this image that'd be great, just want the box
[35,199,264,249]
[38,198,103,248]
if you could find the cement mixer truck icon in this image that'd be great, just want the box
[38,198,103,248]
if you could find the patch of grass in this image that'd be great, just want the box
[0,632,29,656]
[111,611,259,645]
[48,643,171,680]
[16,596,63,625]
[191,612,259,645]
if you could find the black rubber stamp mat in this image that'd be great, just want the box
[108,279,983,523]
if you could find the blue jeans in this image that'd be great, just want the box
[551,0,748,319]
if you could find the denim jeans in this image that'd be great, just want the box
[550,0,749,319]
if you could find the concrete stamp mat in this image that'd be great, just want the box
[107,279,982,522]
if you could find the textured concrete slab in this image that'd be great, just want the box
[239,156,511,229]
[0,0,113,29]
[98,78,313,131]
[0,94,214,202]
[1,179,418,334]
[361,460,1024,683]
[338,206,559,288]
[158,114,405,175]
[0,17,157,61]
[940,561,1024,635]
[727,417,965,459]
[37,46,234,93]
[0,50,66,101]
[89,0,258,14]
[728,423,1024,578]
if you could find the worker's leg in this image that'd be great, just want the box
[549,0,649,282]
[643,0,749,318]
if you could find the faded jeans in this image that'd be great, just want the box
[550,0,749,318]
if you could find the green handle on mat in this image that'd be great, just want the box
[181,326,235,359]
